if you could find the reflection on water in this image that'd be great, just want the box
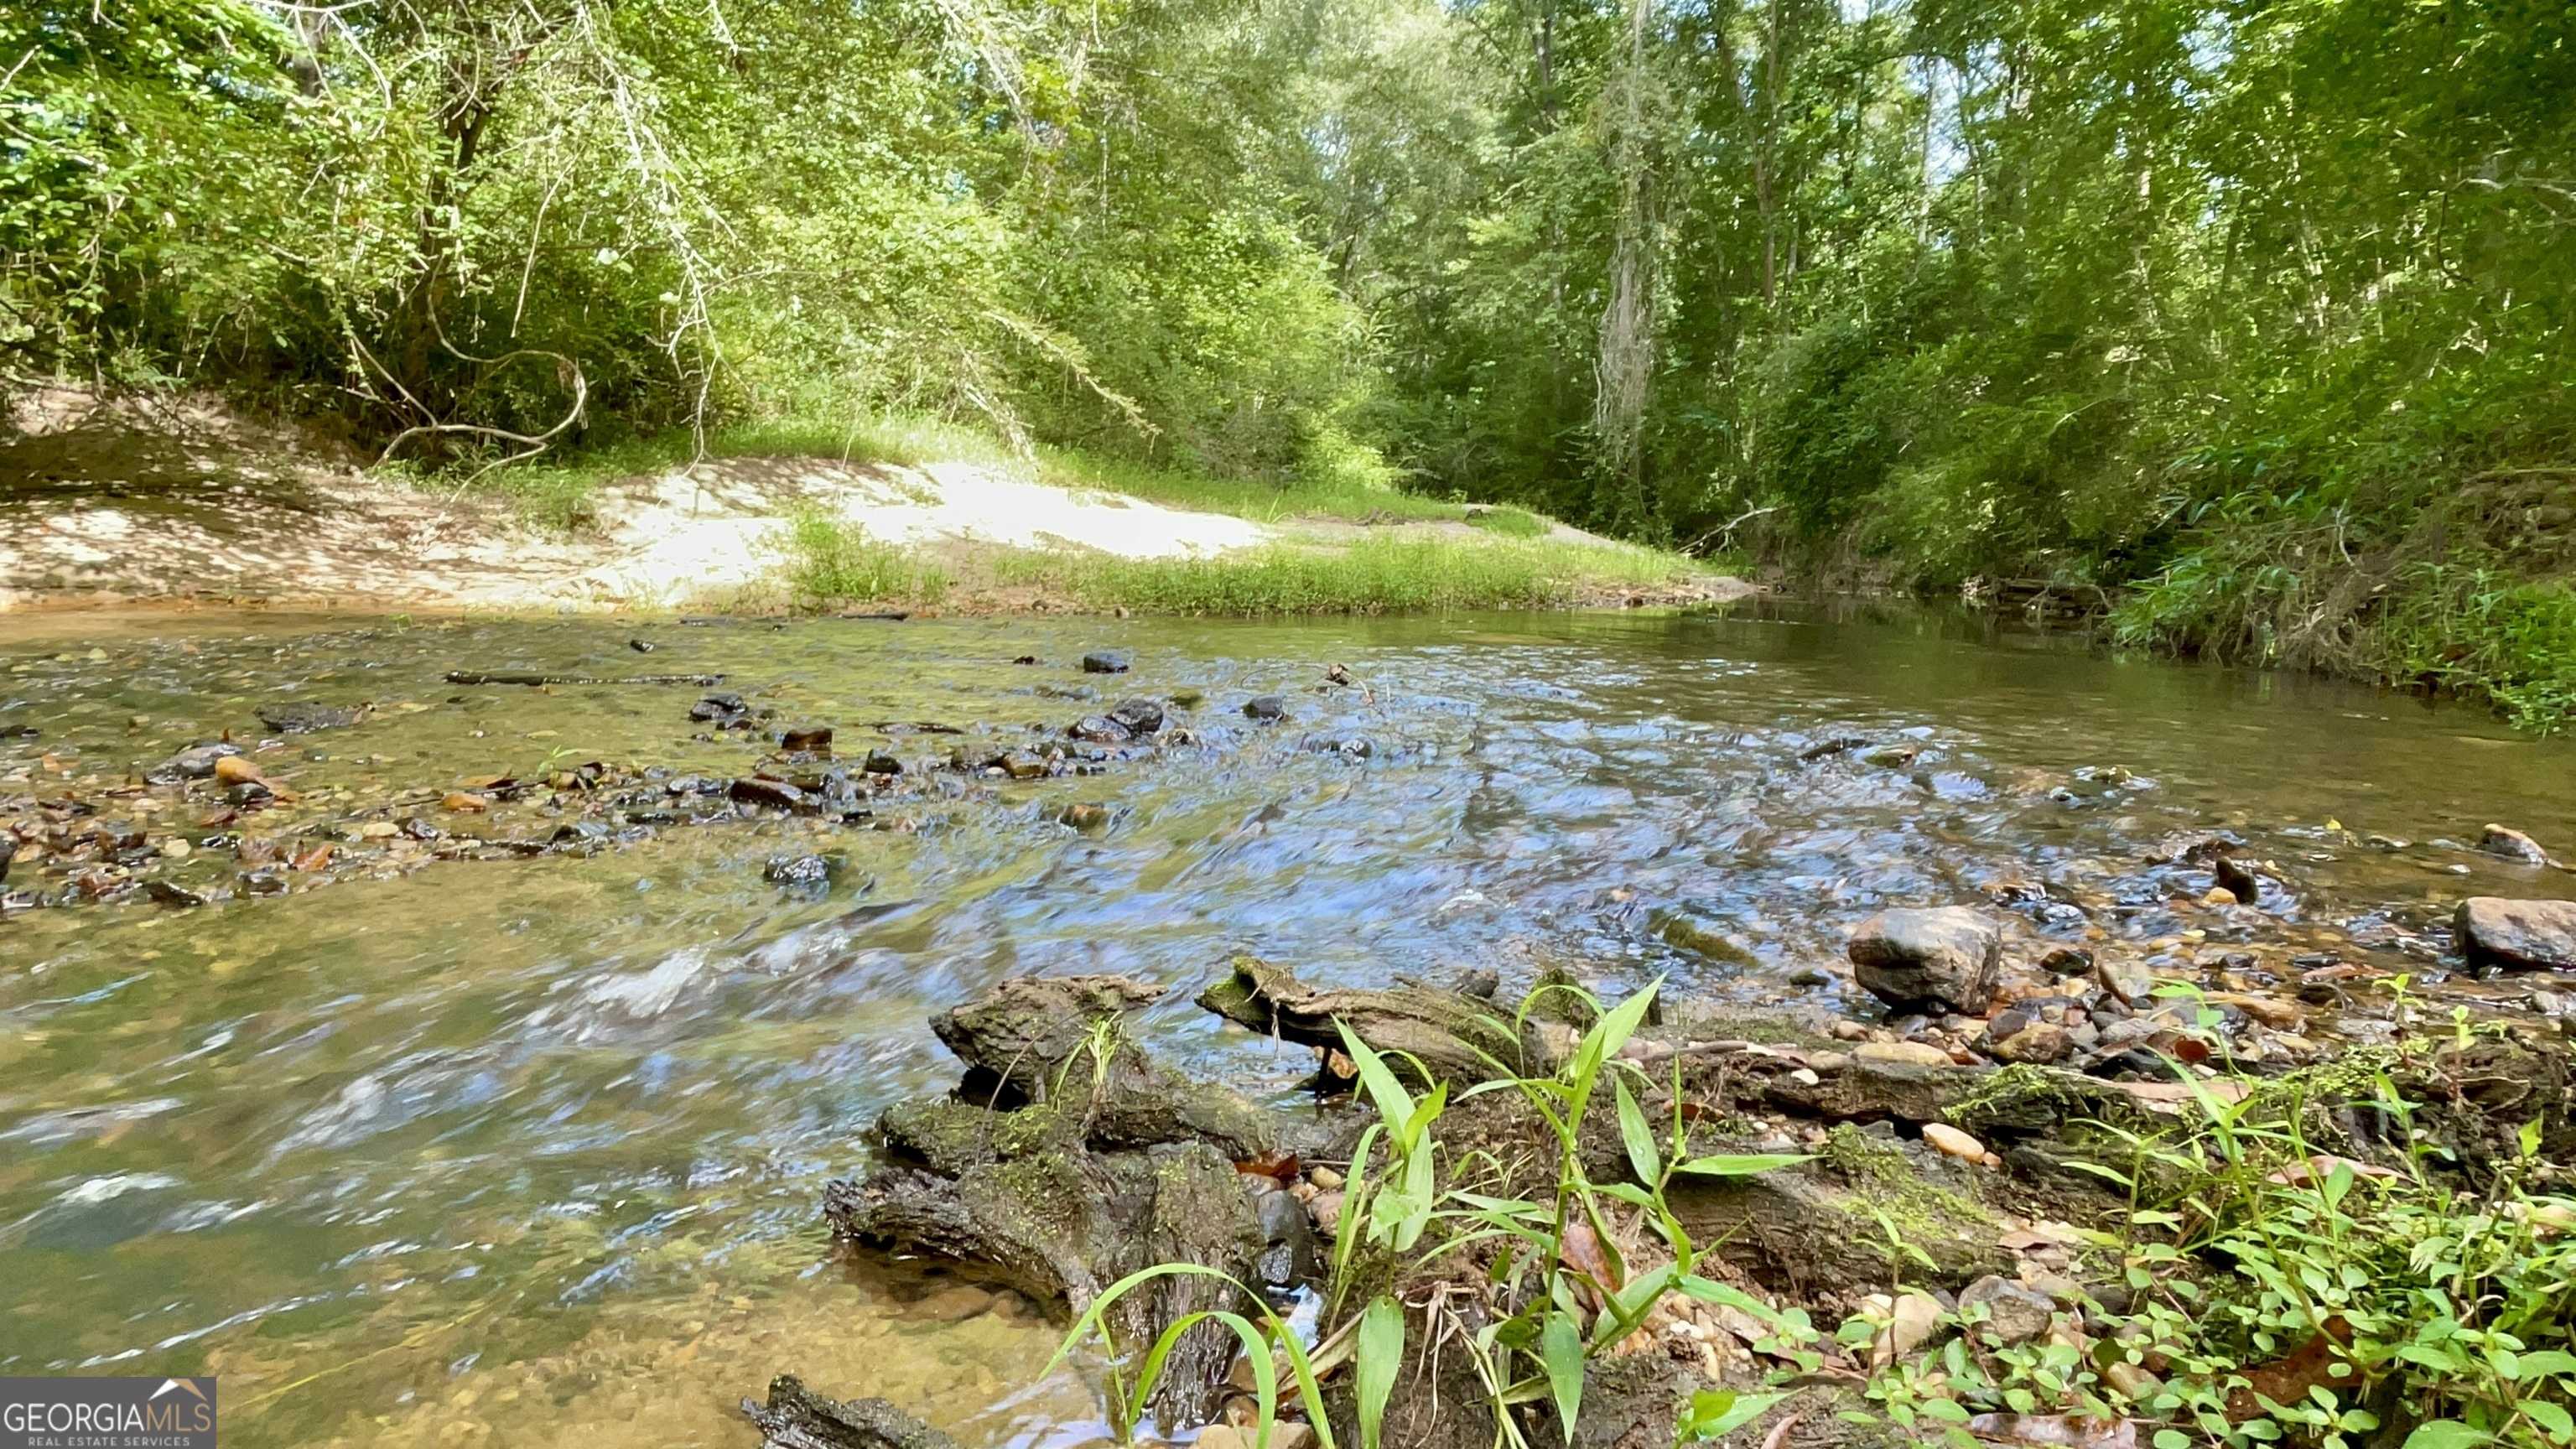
[2,605,2569,1446]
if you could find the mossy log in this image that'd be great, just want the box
[827,974,1278,1428]
[1196,955,1535,1080]
[931,973,1277,1157]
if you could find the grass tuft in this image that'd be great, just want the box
[1062,536,1695,615]
[773,506,949,607]
[1464,506,1548,538]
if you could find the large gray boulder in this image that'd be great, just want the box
[1847,907,2002,1012]
[2455,897,2576,971]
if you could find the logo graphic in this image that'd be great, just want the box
[1,1376,217,1449]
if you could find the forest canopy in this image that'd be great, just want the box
[7,1,2575,704]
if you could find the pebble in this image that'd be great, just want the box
[907,1284,996,1322]
[1306,1166,1345,1190]
[1828,1020,1869,1042]
[1922,1122,1986,1161]
[1856,1040,1953,1068]
[1867,1290,1945,1364]
[1960,1275,2056,1345]
[1992,1022,2075,1064]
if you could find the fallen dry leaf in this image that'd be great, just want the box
[291,842,335,872]
[2108,1078,2248,1115]
[2224,1317,2354,1423]
[2265,1154,2399,1187]
[1233,1150,1301,1186]
[1997,1221,2085,1253]
[1560,1219,1622,1310]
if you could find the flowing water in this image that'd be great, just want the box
[3,604,2569,1447]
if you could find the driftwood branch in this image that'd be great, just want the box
[1684,503,1782,558]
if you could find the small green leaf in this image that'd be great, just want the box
[1542,1309,1584,1439]
[1355,1295,1404,1449]
[1615,1077,1660,1185]
[2398,1423,2495,1449]
[1337,1021,1416,1135]
[1675,1152,1811,1176]
[1675,1389,1785,1442]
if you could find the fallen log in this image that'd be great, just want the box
[1196,955,1535,1081]
[444,670,725,686]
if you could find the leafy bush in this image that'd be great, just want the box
[1850,1010,2576,1447]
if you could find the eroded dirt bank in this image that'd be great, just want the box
[3,387,1743,616]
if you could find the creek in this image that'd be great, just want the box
[2,602,2568,1447]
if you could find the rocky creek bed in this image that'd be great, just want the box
[2,605,2572,1448]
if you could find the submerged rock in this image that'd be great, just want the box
[1847,907,2002,1013]
[691,692,756,729]
[1105,697,1166,736]
[257,701,365,734]
[1080,651,1130,674]
[2479,823,2552,865]
[1068,715,1126,744]
[765,854,837,891]
[2456,896,2576,970]
[145,742,241,784]
[730,777,811,813]
[2213,854,2261,902]
[1798,735,1872,763]
[1242,694,1287,723]
[742,1376,959,1449]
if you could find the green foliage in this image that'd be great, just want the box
[1060,979,1800,1447]
[2367,569,2576,733]
[1465,507,1549,539]
[17,0,2576,719]
[772,508,948,608]
[1846,1046,2576,1449]
[1046,1261,1340,1449]
[1068,537,1694,615]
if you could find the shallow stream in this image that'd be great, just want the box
[3,603,2569,1446]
